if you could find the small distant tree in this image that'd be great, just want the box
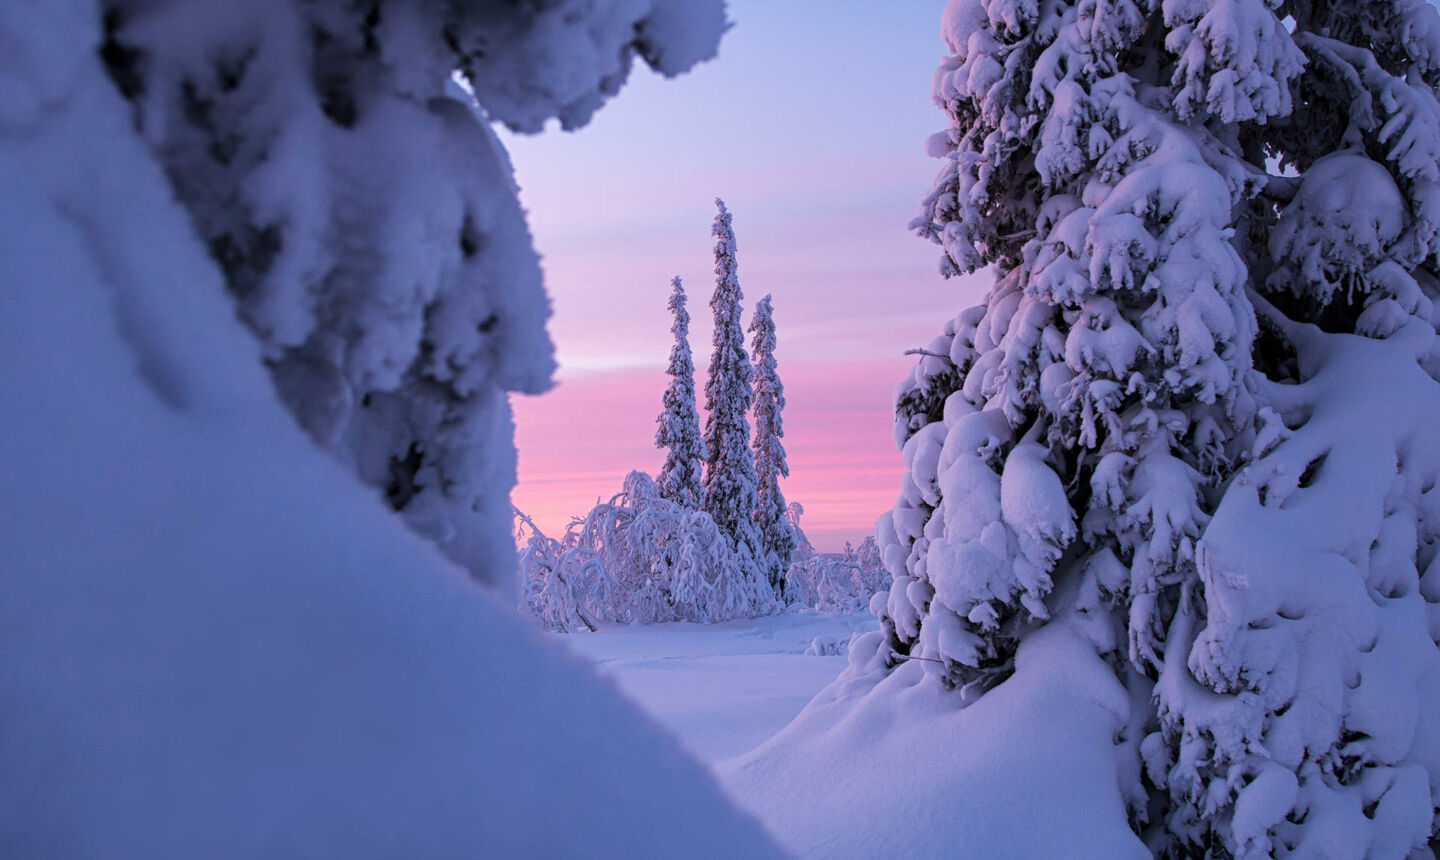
[526,472,772,626]
[703,199,766,589]
[853,535,883,579]
[656,277,707,509]
[783,533,891,616]
[786,502,816,563]
[749,294,795,596]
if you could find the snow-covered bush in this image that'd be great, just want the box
[520,472,776,628]
[785,555,866,614]
[852,534,884,580]
[94,0,727,592]
[785,549,891,615]
[786,502,817,562]
[855,0,1440,854]
[782,512,890,614]
[515,509,608,634]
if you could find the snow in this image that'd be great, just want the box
[560,611,875,763]
[722,622,1151,859]
[1157,318,1440,857]
[552,611,1156,857]
[1,1,781,856]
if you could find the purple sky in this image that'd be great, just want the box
[504,1,987,550]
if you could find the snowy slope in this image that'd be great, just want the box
[722,624,1150,859]
[0,4,778,856]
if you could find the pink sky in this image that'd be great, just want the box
[515,358,907,550]
[504,2,987,550]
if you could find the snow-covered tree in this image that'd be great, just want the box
[703,199,767,588]
[868,0,1440,854]
[785,531,891,616]
[786,501,817,564]
[656,276,707,509]
[515,508,607,633]
[750,294,795,595]
[850,535,884,580]
[518,472,773,627]
[94,0,726,593]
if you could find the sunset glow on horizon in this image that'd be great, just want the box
[505,1,986,551]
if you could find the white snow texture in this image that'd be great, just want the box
[0,0,783,856]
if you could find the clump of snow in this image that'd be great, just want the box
[458,0,727,132]
[804,635,851,657]
[1,1,780,856]
[1148,314,1440,857]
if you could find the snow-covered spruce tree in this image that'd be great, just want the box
[871,0,1440,855]
[94,0,725,592]
[656,276,707,509]
[750,294,796,596]
[703,199,773,610]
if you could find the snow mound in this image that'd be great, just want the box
[804,635,851,657]
[0,4,777,856]
[722,624,1149,859]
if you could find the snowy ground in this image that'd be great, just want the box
[558,611,1150,859]
[557,610,874,763]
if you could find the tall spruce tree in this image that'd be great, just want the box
[656,277,707,509]
[749,294,795,596]
[868,0,1440,855]
[703,199,766,583]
